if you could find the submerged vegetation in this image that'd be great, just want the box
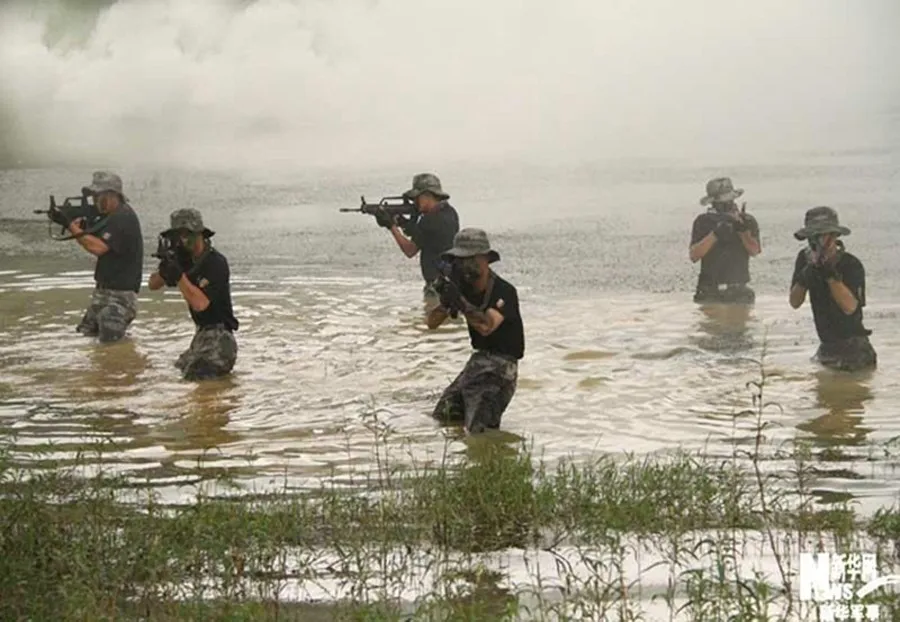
[3,360,900,620]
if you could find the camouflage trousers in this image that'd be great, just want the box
[694,284,755,305]
[816,336,877,372]
[432,350,518,434]
[175,325,238,381]
[76,288,138,343]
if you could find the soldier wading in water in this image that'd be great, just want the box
[426,228,524,434]
[376,173,460,300]
[62,171,144,343]
[148,209,239,380]
[689,177,761,304]
[789,206,877,372]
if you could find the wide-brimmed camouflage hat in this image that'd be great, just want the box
[402,173,450,200]
[162,208,215,238]
[441,228,499,263]
[793,206,851,240]
[700,177,744,206]
[82,170,128,201]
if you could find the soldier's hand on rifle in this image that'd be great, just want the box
[713,218,733,240]
[374,207,395,229]
[732,215,750,233]
[159,255,184,287]
[438,278,462,311]
[796,256,817,289]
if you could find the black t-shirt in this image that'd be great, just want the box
[460,273,525,360]
[405,202,460,283]
[792,249,871,343]
[185,248,239,331]
[690,209,759,290]
[94,203,144,293]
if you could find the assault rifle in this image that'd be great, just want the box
[151,231,179,264]
[151,231,191,287]
[32,189,106,241]
[431,260,466,319]
[805,235,844,268]
[339,195,419,218]
[709,202,750,235]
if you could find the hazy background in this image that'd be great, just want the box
[1,0,898,173]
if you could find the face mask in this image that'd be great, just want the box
[459,258,481,282]
[808,234,826,254]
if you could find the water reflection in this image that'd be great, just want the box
[444,426,526,462]
[154,376,243,454]
[84,339,149,398]
[690,303,754,354]
[797,369,875,452]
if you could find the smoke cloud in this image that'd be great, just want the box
[0,0,897,172]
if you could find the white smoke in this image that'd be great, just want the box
[0,0,896,171]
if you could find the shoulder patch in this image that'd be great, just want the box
[496,298,505,309]
[198,278,209,289]
[102,232,111,240]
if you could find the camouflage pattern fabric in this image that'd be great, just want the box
[816,336,877,372]
[693,284,755,305]
[700,177,744,206]
[403,173,450,200]
[164,207,215,237]
[432,350,518,434]
[83,170,128,201]
[175,325,238,380]
[76,288,138,343]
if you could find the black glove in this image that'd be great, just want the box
[437,278,462,313]
[374,207,395,229]
[158,256,183,287]
[713,218,733,239]
[794,262,815,289]
[820,262,841,282]
[794,251,822,289]
[732,216,750,233]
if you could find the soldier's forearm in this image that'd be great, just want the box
[789,284,806,309]
[426,306,448,329]
[178,275,210,312]
[391,227,419,258]
[464,310,493,336]
[689,233,716,263]
[827,279,858,315]
[148,272,165,291]
[72,231,109,256]
[739,230,761,256]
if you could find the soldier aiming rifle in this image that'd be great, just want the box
[346,173,460,301]
[39,171,144,343]
[689,177,761,304]
[789,206,876,371]
[148,209,239,381]
[426,228,524,435]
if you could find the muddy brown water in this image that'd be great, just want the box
[0,160,898,509]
